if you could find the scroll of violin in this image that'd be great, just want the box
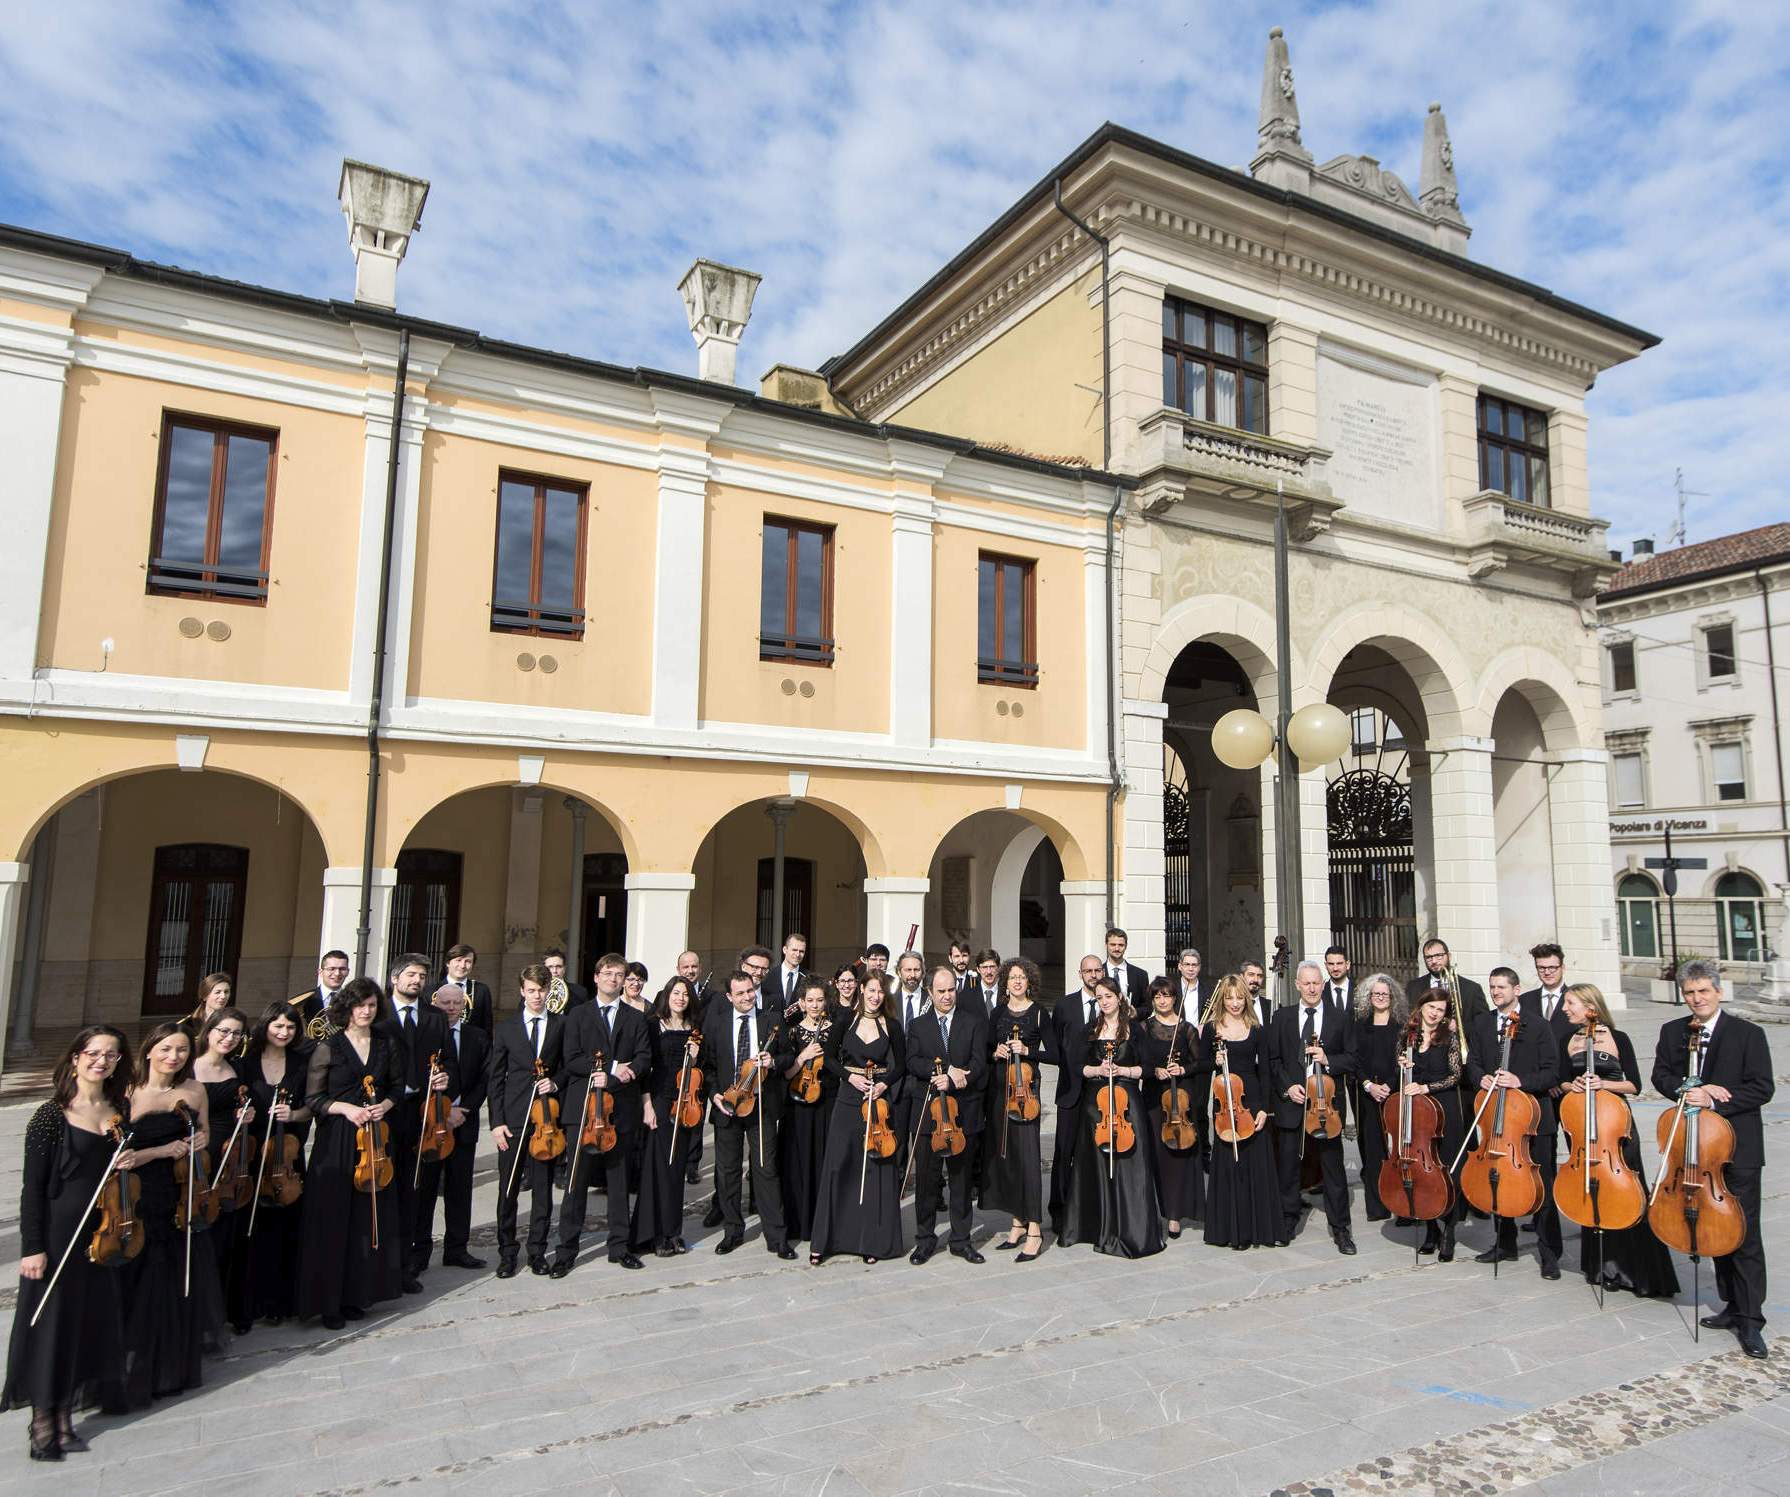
[579,1050,618,1153]
[927,1057,966,1157]
[1159,1023,1197,1151]
[1377,1043,1450,1223]
[1649,1019,1744,1261]
[1556,1017,1643,1233]
[89,1117,144,1267]
[1459,1011,1544,1221]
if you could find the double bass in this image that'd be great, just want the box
[1555,1016,1644,1236]
[1649,1019,1745,1309]
[1376,1034,1451,1242]
[1458,1010,1545,1229]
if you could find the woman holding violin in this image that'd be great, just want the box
[3,1027,133,1458]
[810,970,906,1265]
[630,975,706,1257]
[1557,984,1677,1299]
[1058,977,1164,1259]
[778,978,835,1245]
[1199,975,1280,1250]
[193,1006,255,1331]
[236,1002,312,1326]
[295,979,403,1330]
[981,957,1046,1261]
[1137,976,1202,1238]
[177,971,234,1045]
[123,1022,226,1407]
[1352,975,1405,1224]
[1401,992,1464,1261]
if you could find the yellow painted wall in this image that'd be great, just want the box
[39,367,365,689]
[892,270,1103,465]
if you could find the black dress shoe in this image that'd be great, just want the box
[715,1233,744,1255]
[994,1232,1024,1251]
[1702,1311,1736,1331]
[322,1314,346,1331]
[1740,1327,1770,1359]
[55,1428,88,1454]
[549,1259,574,1279]
[1475,1245,1516,1264]
[1334,1230,1357,1256]
[610,1253,644,1270]
[1419,1228,1440,1256]
[703,1201,725,1229]
[529,1258,550,1276]
[443,1250,486,1270]
[340,1305,365,1321]
[1438,1229,1456,1264]
[401,1275,424,1295]
[495,1260,520,1279]
[774,1244,797,1260]
[909,1240,939,1265]
[950,1245,986,1265]
[1540,1261,1561,1281]
[655,1242,677,1258]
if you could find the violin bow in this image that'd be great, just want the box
[1105,1040,1116,1182]
[1219,1042,1240,1164]
[181,1104,196,1298]
[668,1038,690,1168]
[504,1074,536,1202]
[858,1062,875,1205]
[899,1057,938,1198]
[246,1090,279,1238]
[210,1096,253,1193]
[30,1126,132,1329]
[1449,1083,1498,1176]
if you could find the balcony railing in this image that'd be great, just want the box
[1460,490,1615,596]
[1132,408,1342,540]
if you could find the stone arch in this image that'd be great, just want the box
[387,775,639,870]
[1474,647,1587,749]
[1138,594,1288,704]
[678,789,887,880]
[1305,602,1471,737]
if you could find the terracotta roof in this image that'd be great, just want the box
[1600,523,1790,600]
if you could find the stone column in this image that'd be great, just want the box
[1266,322,1320,449]
[1425,736,1501,986]
[625,874,695,988]
[0,863,32,1075]
[888,503,936,748]
[1059,880,1109,968]
[1120,698,1167,972]
[765,799,794,945]
[1546,749,1624,1004]
[1105,268,1168,468]
[322,865,396,983]
[8,825,53,1055]
[1764,888,1790,1004]
[864,877,929,956]
[650,452,709,731]
[1436,374,1481,518]
[1295,767,1331,961]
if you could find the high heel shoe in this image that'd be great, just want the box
[809,1252,823,1266]
[1015,1232,1044,1263]
[28,1412,60,1463]
[1419,1226,1440,1256]
[53,1414,87,1454]
[995,1227,1025,1251]
[1438,1226,1456,1264]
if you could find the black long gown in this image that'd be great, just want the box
[199,1070,247,1322]
[1201,1024,1284,1250]
[1136,1016,1203,1226]
[1355,1018,1400,1221]
[237,1048,311,1322]
[2,1106,127,1415]
[631,1024,701,1250]
[810,1024,906,1261]
[778,1019,835,1243]
[980,1002,1044,1224]
[1060,1034,1164,1258]
[122,1108,227,1406]
[1570,1030,1679,1298]
[295,1032,402,1322]
[1400,1039,1465,1229]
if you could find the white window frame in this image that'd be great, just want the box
[1604,634,1640,701]
[1695,613,1741,691]
[1611,751,1647,809]
[1714,873,1767,963]
[1616,873,1659,960]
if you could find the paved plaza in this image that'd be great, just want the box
[4,1002,1790,1495]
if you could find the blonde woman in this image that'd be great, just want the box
[1200,974,1281,1249]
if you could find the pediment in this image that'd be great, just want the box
[1315,154,1421,212]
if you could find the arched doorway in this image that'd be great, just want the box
[1324,708,1417,980]
[925,810,1067,992]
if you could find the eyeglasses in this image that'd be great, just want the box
[78,1050,121,1064]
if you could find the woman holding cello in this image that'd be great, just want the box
[192,1007,254,1331]
[1352,975,1405,1224]
[236,1002,312,1326]
[1199,975,1280,1250]
[2,1027,133,1458]
[295,979,402,1330]
[982,957,1046,1260]
[1137,976,1202,1237]
[778,978,834,1246]
[1059,977,1163,1258]
[810,971,906,1265]
[1401,992,1464,1261]
[631,976,706,1257]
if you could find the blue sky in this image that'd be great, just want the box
[2,0,1784,547]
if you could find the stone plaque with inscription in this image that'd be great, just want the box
[1316,341,1438,529]
[940,855,972,932]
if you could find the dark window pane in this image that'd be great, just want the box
[1529,454,1550,508]
[1508,451,1527,503]
[1213,318,1237,358]
[1212,366,1237,428]
[1002,564,1024,663]
[760,524,789,637]
[1708,624,1736,677]
[1526,409,1549,446]
[1242,323,1267,365]
[1161,301,1176,341]
[978,559,996,659]
[160,425,215,562]
[1483,401,1504,437]
[1182,310,1205,350]
[1241,375,1266,433]
[538,488,579,609]
[1183,362,1205,419]
[217,434,270,570]
[1610,642,1636,693]
[494,480,536,605]
[794,527,823,637]
[1162,351,1177,409]
[1484,445,1504,494]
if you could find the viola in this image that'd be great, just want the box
[1376,1041,1451,1224]
[527,1060,567,1162]
[1649,1018,1745,1261]
[579,1050,619,1152]
[258,1086,303,1208]
[1092,1039,1135,1157]
[1556,1018,1644,1233]
[1003,1023,1039,1123]
[1159,1022,1197,1150]
[89,1117,144,1266]
[172,1105,220,1231]
[418,1051,456,1167]
[352,1074,394,1195]
[927,1057,966,1156]
[1459,1010,1545,1221]
[216,1084,259,1211]
[671,1029,706,1129]
[860,1060,897,1159]
[1210,1040,1256,1149]
[1301,1018,1342,1141]
[789,1022,827,1104]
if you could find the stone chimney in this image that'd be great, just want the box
[678,259,762,385]
[1419,103,1471,254]
[1250,27,1313,193]
[338,159,430,309]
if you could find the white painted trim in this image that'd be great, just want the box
[991,824,1047,958]
[1315,334,1439,386]
[651,460,708,730]
[888,504,935,748]
[624,872,698,892]
[70,333,367,417]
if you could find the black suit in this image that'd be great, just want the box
[1047,989,1101,1232]
[905,1008,989,1251]
[374,998,463,1276]
[1105,960,1151,1016]
[772,966,811,1016]
[1653,1011,1775,1329]
[488,1007,565,1266]
[414,1020,490,1263]
[1404,971,1490,1025]
[1519,989,1574,1256]
[555,998,652,1263]
[1248,990,1275,1034]
[436,975,495,1033]
[1466,1003,1562,1265]
[701,1007,789,1249]
[1269,1001,1355,1229]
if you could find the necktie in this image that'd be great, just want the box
[451,1026,461,1059]
[787,970,797,1003]
[736,1015,751,1067]
[529,1017,541,1057]
[1086,998,1097,1026]
[401,1005,415,1042]
[940,1013,951,1050]
[602,1003,615,1033]
[1302,1008,1317,1077]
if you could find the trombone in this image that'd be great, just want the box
[1443,963,1468,1062]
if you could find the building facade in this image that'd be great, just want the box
[1598,526,1790,1000]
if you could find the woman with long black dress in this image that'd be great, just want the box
[295,979,403,1330]
[1401,993,1463,1261]
[123,1022,227,1407]
[1060,977,1164,1259]
[778,979,835,1245]
[236,1002,311,1326]
[829,965,860,1024]
[983,958,1046,1261]
[632,976,704,1256]
[1352,974,1405,1225]
[1137,976,1203,1238]
[1560,983,1679,1298]
[810,972,906,1265]
[192,1007,254,1332]
[3,1027,133,1460]
[1201,974,1281,1250]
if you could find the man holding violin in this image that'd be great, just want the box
[905,966,988,1265]
[1270,959,1357,1255]
[700,970,796,1259]
[378,954,461,1295]
[489,967,565,1278]
[412,985,489,1273]
[1653,959,1774,1359]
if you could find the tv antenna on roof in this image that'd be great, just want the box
[1669,468,1707,549]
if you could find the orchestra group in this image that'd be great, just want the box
[2,927,1772,1461]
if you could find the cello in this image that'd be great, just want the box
[1555,1015,1645,1255]
[1456,1008,1544,1269]
[1159,1021,1197,1151]
[1376,1032,1451,1260]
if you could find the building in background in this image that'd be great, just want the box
[1599,524,1790,1001]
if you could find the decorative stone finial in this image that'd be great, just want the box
[677,259,762,385]
[1419,102,1470,252]
[338,159,429,309]
[1251,26,1313,191]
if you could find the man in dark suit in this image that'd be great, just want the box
[542,948,590,1011]
[488,965,564,1277]
[1241,960,1275,1035]
[1048,955,1105,1237]
[906,966,988,1264]
[378,953,462,1293]
[552,953,653,1275]
[1103,927,1151,1017]
[1270,960,1357,1254]
[772,932,810,1017]
[1466,964,1562,1276]
[1404,937,1490,1022]
[971,949,1003,1016]
[1519,942,1574,1256]
[438,943,495,1032]
[289,949,351,1044]
[675,949,710,1183]
[1170,947,1203,1018]
[1321,946,1357,1137]
[1654,960,1775,1358]
[413,983,491,1271]
[949,941,975,995]
[701,971,795,1258]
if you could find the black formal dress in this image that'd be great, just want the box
[1059,1034,1164,1258]
[1201,1025,1284,1249]
[1046,989,1099,1234]
[1137,1016,1203,1226]
[980,1002,1045,1224]
[631,1024,703,1250]
[1355,1018,1400,1221]
[811,1024,905,1261]
[777,1018,836,1244]
[294,1033,403,1322]
[3,1106,127,1416]
[235,1049,311,1324]
[121,1108,226,1406]
[199,1070,247,1319]
[1406,1038,1464,1228]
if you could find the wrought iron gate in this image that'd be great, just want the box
[1164,746,1193,959]
[1327,768,1418,981]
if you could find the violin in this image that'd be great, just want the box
[1003,1023,1039,1123]
[352,1074,394,1195]
[789,1021,827,1104]
[418,1051,456,1166]
[1459,1009,1545,1221]
[1211,1040,1256,1149]
[1301,1015,1342,1141]
[1376,1038,1451,1224]
[1556,1016,1643,1233]
[579,1050,618,1152]
[720,1053,765,1118]
[1649,1018,1745,1261]
[215,1084,259,1211]
[1159,1022,1197,1150]
[89,1117,144,1266]
[258,1086,303,1208]
[860,1060,897,1159]
[1092,1039,1135,1157]
[527,1060,567,1162]
[172,1105,220,1231]
[926,1057,966,1156]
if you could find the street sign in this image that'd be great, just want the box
[1643,857,1709,869]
